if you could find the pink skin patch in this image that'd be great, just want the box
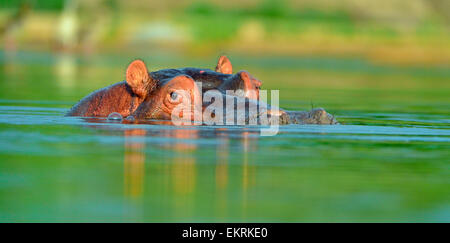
[199,70,205,74]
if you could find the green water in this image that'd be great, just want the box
[0,51,449,222]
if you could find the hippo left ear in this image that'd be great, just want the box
[215,55,233,74]
[126,59,155,97]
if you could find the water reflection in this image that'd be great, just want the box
[241,131,258,218]
[215,129,230,219]
[160,129,198,219]
[123,129,146,199]
[163,129,199,196]
[83,117,262,219]
[216,129,229,190]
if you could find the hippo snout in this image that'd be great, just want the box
[284,108,339,125]
[310,108,339,125]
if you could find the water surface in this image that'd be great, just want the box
[0,51,449,222]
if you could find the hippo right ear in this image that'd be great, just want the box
[215,55,233,74]
[126,59,155,97]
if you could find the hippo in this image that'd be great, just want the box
[66,56,260,117]
[66,56,338,125]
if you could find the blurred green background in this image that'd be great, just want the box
[1,0,449,64]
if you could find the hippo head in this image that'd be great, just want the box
[126,60,202,121]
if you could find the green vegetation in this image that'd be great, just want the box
[0,0,448,64]
[1,0,65,11]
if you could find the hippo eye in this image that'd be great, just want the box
[170,91,179,101]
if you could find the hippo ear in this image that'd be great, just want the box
[215,55,233,74]
[239,71,260,100]
[126,59,155,97]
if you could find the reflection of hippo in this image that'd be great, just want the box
[66,56,338,125]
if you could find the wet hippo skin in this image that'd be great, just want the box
[66,56,338,125]
[66,56,261,118]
